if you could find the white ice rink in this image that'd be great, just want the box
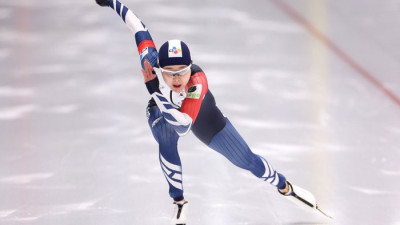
[0,0,399,224]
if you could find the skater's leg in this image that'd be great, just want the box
[147,105,184,201]
[207,119,326,216]
[208,118,287,189]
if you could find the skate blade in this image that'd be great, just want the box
[316,205,332,219]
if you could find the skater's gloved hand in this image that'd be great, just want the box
[95,0,111,7]
[142,60,160,94]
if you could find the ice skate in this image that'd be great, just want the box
[170,200,188,225]
[278,181,332,218]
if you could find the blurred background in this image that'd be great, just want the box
[0,0,399,224]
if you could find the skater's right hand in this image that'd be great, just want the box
[142,60,157,83]
[95,0,111,7]
[143,60,160,95]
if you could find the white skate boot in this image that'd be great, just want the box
[170,200,188,225]
[278,181,332,218]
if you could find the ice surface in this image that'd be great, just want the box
[0,0,399,224]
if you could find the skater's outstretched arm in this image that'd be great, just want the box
[96,0,192,136]
[95,0,158,69]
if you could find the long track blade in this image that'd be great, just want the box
[316,205,333,219]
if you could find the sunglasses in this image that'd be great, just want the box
[159,64,192,77]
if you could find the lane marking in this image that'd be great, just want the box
[269,0,400,107]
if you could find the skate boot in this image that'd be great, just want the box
[170,200,188,225]
[278,181,332,218]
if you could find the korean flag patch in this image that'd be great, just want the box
[186,84,202,99]
[140,47,149,61]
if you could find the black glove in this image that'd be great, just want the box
[95,0,111,7]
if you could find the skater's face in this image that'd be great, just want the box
[160,64,191,93]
